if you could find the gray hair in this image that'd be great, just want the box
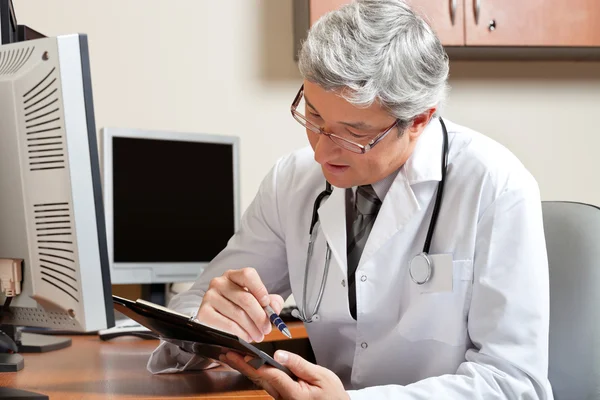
[298,0,449,129]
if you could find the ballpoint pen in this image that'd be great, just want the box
[264,304,292,339]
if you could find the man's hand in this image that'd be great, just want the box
[219,350,349,400]
[195,267,284,343]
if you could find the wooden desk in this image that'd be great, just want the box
[0,322,308,400]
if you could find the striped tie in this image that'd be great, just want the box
[347,185,382,320]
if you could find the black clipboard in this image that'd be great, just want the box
[112,295,296,379]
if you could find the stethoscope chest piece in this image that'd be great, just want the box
[409,253,432,285]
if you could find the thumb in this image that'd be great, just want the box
[275,350,320,382]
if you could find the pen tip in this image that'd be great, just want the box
[282,328,292,339]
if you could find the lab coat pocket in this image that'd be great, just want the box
[397,259,474,346]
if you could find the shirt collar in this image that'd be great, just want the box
[371,169,399,201]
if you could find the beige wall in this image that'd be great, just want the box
[15,0,600,210]
[446,62,600,206]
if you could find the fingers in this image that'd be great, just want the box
[220,351,259,377]
[198,267,286,344]
[259,367,299,398]
[252,355,301,399]
[200,292,264,342]
[225,268,271,307]
[220,352,286,400]
[217,277,271,335]
[269,294,285,314]
[274,350,321,382]
[197,304,253,342]
[202,268,271,337]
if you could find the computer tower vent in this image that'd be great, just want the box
[6,308,78,329]
[23,66,65,171]
[0,46,35,76]
[34,202,79,302]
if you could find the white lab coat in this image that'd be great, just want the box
[148,119,553,399]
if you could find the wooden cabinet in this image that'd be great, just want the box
[300,0,465,46]
[464,0,600,46]
[307,0,349,26]
[300,0,600,48]
[406,0,465,46]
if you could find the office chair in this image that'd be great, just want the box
[542,201,600,399]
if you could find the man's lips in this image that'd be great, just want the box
[324,162,350,174]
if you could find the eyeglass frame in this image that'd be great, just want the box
[290,85,400,154]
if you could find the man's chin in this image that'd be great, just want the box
[321,170,353,189]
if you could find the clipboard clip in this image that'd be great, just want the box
[188,310,200,323]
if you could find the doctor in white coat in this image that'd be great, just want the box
[148,0,553,399]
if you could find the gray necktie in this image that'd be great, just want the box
[347,185,382,320]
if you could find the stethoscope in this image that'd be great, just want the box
[292,117,449,323]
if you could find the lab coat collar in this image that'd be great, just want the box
[403,117,444,185]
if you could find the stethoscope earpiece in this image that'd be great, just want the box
[290,308,302,320]
[290,308,319,323]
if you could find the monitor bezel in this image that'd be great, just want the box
[100,127,241,284]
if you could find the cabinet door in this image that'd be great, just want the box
[464,0,600,46]
[308,0,465,46]
[405,0,465,46]
[309,0,350,25]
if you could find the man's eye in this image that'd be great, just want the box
[348,131,367,139]
[308,112,322,119]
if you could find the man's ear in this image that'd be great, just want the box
[407,108,436,139]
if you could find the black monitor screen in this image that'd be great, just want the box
[112,136,235,262]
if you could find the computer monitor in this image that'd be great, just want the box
[0,0,17,45]
[101,128,240,285]
[0,34,114,371]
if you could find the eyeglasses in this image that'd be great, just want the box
[290,85,399,154]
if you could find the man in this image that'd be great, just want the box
[149,1,553,399]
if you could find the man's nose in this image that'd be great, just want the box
[313,132,340,164]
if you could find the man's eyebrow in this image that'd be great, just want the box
[304,95,319,113]
[339,120,375,130]
[304,94,375,131]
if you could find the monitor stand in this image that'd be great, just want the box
[0,353,24,372]
[2,325,72,355]
[0,387,48,400]
[0,325,63,399]
[17,331,72,353]
[0,330,71,372]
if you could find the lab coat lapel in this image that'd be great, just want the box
[317,186,347,275]
[359,171,419,264]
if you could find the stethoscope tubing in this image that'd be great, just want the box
[422,117,449,254]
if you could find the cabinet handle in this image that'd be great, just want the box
[449,0,457,25]
[473,0,481,25]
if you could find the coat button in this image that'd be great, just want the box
[341,279,346,287]
[361,342,368,349]
[360,275,367,282]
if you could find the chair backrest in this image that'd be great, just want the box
[542,201,600,399]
